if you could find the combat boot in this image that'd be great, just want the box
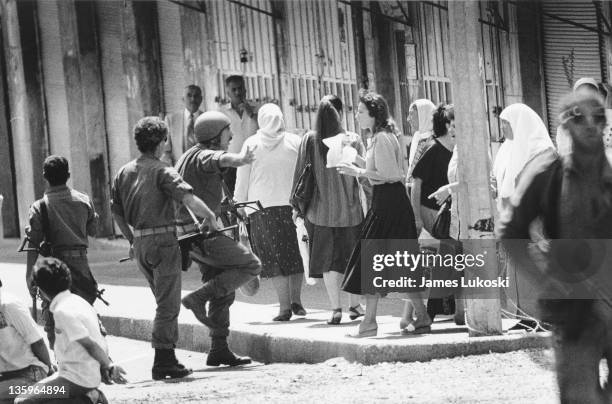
[206,337,251,367]
[152,349,193,380]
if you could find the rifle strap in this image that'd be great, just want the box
[40,196,50,243]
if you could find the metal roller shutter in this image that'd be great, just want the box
[96,0,132,175]
[541,2,605,132]
[157,0,185,116]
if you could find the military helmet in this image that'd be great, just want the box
[194,111,231,143]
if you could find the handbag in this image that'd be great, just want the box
[291,133,315,217]
[431,195,452,240]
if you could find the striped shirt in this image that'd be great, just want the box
[293,131,364,227]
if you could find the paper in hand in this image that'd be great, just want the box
[322,133,358,168]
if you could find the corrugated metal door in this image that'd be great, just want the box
[157,0,185,115]
[210,0,279,112]
[285,0,358,132]
[541,1,606,131]
[96,0,132,177]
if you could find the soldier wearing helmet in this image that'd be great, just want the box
[175,111,261,367]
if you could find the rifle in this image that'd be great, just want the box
[17,236,40,321]
[18,236,111,309]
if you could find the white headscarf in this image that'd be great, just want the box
[256,103,285,149]
[494,103,555,200]
[408,99,436,167]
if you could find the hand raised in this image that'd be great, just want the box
[241,145,257,165]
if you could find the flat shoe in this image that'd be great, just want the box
[346,327,378,338]
[291,302,307,316]
[273,309,292,321]
[327,308,342,325]
[400,322,432,335]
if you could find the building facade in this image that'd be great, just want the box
[1,0,610,238]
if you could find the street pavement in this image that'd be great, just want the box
[0,238,549,365]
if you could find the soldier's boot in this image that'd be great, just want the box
[206,337,251,367]
[152,349,193,380]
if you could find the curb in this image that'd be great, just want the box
[100,314,552,365]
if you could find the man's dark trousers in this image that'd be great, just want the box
[189,234,260,337]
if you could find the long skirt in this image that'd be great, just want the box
[248,205,304,278]
[341,182,421,295]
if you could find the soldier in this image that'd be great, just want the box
[25,155,100,348]
[111,116,218,380]
[176,111,261,367]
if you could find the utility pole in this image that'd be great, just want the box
[448,1,502,336]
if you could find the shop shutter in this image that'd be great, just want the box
[541,1,605,132]
[157,0,185,115]
[96,0,131,175]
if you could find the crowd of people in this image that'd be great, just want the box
[2,73,612,402]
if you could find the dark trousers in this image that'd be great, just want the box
[41,254,98,348]
[189,235,261,338]
[553,301,612,403]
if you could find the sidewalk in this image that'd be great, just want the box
[0,238,550,365]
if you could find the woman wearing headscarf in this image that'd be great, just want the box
[291,95,365,325]
[406,99,436,187]
[235,103,305,321]
[492,103,556,322]
[493,103,556,212]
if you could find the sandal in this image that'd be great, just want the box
[400,321,432,335]
[291,302,307,316]
[348,305,364,320]
[327,308,342,325]
[273,309,292,322]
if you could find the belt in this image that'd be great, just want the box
[0,367,30,381]
[133,225,176,238]
[55,248,87,258]
[176,223,198,236]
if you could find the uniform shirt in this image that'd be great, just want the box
[366,131,405,186]
[175,145,226,221]
[50,290,107,388]
[220,103,259,154]
[0,292,47,373]
[26,186,98,250]
[111,155,193,229]
[412,139,453,210]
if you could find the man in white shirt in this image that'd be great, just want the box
[0,277,53,404]
[15,258,126,403]
[162,85,205,166]
[219,76,259,193]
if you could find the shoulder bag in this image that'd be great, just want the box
[431,195,452,240]
[291,133,315,217]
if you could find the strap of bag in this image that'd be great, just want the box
[40,196,50,242]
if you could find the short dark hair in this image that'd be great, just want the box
[134,117,168,153]
[225,75,245,87]
[43,155,70,186]
[185,84,202,95]
[432,104,455,138]
[33,257,71,297]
